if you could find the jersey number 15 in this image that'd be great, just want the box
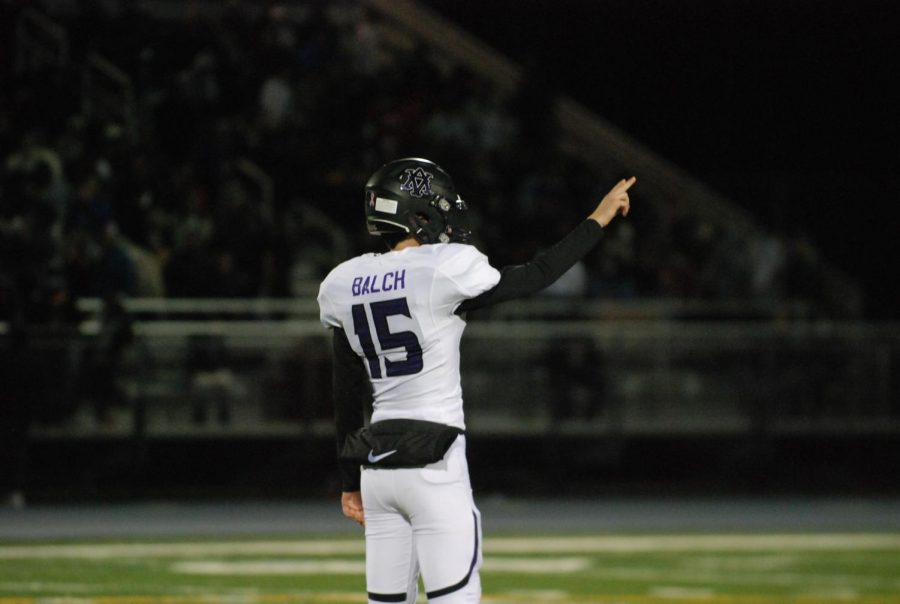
[351,298,423,378]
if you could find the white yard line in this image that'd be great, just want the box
[173,559,365,574]
[1,533,898,559]
[0,595,368,604]
[172,556,590,575]
[679,553,802,571]
[486,556,589,572]
[485,533,900,553]
[0,540,363,559]
[649,587,716,599]
[490,590,570,601]
[584,565,900,590]
[0,582,95,593]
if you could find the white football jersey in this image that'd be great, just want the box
[318,243,501,429]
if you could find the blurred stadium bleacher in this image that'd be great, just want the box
[1,1,898,502]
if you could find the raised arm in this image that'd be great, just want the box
[457,176,635,313]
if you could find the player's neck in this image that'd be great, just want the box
[392,237,421,252]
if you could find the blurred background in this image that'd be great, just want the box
[1,0,898,506]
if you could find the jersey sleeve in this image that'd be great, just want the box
[434,244,501,308]
[457,219,604,313]
[331,327,371,492]
[317,274,341,328]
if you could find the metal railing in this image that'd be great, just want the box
[13,304,898,441]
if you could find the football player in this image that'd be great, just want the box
[318,158,634,603]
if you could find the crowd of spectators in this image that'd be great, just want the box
[1,0,853,328]
[0,0,872,506]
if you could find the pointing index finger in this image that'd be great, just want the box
[620,176,637,191]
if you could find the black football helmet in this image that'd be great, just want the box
[364,157,471,244]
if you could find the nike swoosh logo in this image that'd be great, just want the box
[367,449,398,463]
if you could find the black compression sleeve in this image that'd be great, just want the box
[331,327,371,492]
[457,219,604,313]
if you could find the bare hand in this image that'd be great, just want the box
[341,491,365,526]
[589,176,636,227]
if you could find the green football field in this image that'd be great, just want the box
[2,532,899,603]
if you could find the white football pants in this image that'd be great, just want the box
[361,435,482,603]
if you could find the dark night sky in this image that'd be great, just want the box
[424,0,900,319]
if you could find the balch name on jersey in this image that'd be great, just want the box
[351,269,407,297]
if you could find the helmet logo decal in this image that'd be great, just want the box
[399,167,434,198]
